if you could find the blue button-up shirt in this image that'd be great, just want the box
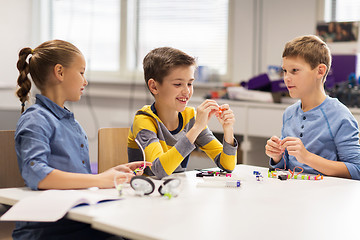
[270,96,360,180]
[15,94,91,190]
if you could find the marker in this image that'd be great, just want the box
[197,180,241,188]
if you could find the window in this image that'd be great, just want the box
[40,0,230,82]
[324,0,360,22]
[50,0,120,72]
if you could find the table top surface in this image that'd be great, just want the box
[1,164,360,240]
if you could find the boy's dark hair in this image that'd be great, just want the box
[282,35,332,82]
[16,39,82,113]
[143,47,196,91]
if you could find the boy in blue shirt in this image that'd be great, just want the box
[265,35,360,180]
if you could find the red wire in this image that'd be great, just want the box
[275,152,304,178]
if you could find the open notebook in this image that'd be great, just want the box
[0,189,121,222]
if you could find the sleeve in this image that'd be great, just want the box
[334,116,360,180]
[196,128,237,172]
[132,116,196,179]
[15,114,55,190]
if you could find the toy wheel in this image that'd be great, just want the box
[130,175,155,195]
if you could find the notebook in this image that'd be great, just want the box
[0,189,120,222]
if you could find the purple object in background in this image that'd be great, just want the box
[325,54,357,89]
[271,80,287,92]
[91,162,98,174]
[247,73,270,90]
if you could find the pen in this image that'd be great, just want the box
[196,180,241,188]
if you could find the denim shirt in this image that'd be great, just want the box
[15,94,91,190]
[270,96,360,180]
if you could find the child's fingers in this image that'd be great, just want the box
[127,161,151,170]
[218,104,229,113]
[113,165,133,174]
[280,137,298,145]
[265,143,283,154]
[200,99,219,109]
[265,146,283,158]
[267,137,281,148]
[198,100,219,115]
[270,136,281,143]
[280,138,300,150]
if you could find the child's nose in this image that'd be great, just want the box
[182,86,190,94]
[283,73,290,82]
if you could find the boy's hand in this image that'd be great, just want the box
[280,137,309,164]
[194,99,220,130]
[265,136,283,163]
[216,104,235,129]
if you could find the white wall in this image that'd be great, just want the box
[0,0,319,165]
[0,0,34,111]
[0,0,33,87]
[261,0,317,72]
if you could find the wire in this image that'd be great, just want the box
[275,151,304,178]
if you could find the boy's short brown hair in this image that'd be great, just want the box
[143,47,196,89]
[282,35,332,82]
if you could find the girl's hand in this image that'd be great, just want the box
[114,161,152,176]
[280,137,309,164]
[265,136,283,163]
[98,161,152,188]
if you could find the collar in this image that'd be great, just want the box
[35,94,73,119]
[150,102,183,134]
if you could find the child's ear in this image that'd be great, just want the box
[54,64,64,82]
[148,79,158,95]
[317,64,327,77]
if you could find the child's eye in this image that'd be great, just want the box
[80,72,84,75]
[174,84,181,87]
[282,69,287,73]
[291,69,299,73]
[188,83,193,86]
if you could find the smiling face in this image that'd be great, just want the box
[152,65,195,113]
[62,54,88,102]
[282,56,320,99]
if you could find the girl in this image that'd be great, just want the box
[14,39,150,239]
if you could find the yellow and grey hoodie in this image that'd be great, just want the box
[128,103,237,179]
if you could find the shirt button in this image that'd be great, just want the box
[300,133,303,137]
[303,116,306,120]
[85,136,87,140]
[30,161,35,166]
[301,125,304,129]
[81,144,84,148]
[82,160,85,164]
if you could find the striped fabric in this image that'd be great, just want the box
[128,104,237,179]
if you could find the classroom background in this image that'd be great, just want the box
[1,0,360,171]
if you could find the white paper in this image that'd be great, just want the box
[0,189,120,222]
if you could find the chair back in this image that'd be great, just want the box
[0,130,24,188]
[98,127,130,173]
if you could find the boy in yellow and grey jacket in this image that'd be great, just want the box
[128,47,237,179]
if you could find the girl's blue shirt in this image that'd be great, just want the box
[15,94,91,190]
[270,96,360,180]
